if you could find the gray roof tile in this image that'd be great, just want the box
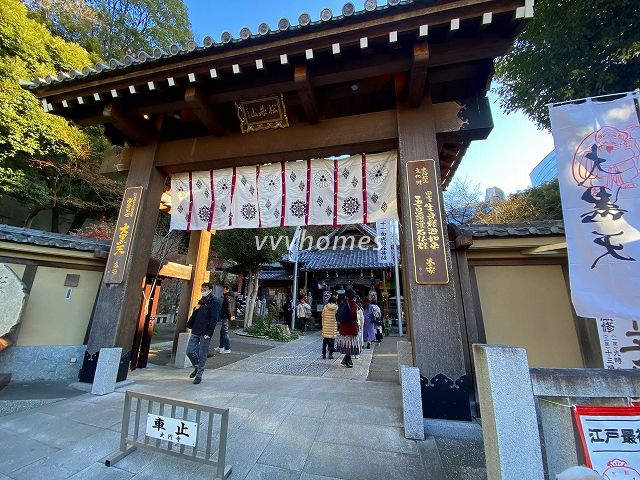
[23,1,413,90]
[0,224,111,253]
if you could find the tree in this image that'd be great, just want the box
[443,176,483,225]
[474,180,563,223]
[0,0,123,231]
[495,0,640,129]
[213,227,292,328]
[25,0,193,59]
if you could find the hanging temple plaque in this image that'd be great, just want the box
[235,94,289,133]
[406,159,450,285]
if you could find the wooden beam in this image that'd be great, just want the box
[103,103,154,145]
[408,43,429,108]
[294,64,320,125]
[155,109,398,172]
[95,99,491,174]
[184,86,225,137]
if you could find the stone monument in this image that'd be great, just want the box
[0,263,28,349]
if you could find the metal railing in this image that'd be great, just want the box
[105,390,232,479]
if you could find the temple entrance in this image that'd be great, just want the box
[24,0,529,421]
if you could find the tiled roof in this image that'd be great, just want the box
[466,221,565,238]
[22,0,412,90]
[259,269,294,281]
[298,247,393,271]
[0,224,111,253]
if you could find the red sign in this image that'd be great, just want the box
[574,405,640,479]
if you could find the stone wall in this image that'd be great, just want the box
[0,345,84,381]
[473,344,640,480]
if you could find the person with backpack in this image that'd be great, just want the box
[362,297,376,349]
[335,289,360,368]
[186,283,220,384]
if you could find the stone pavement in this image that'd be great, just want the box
[0,332,439,480]
[0,333,488,479]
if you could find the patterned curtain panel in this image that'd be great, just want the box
[170,151,398,231]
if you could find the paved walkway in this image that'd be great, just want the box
[0,333,436,480]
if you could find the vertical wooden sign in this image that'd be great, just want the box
[104,186,143,284]
[406,159,449,285]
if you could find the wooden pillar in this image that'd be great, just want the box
[79,143,165,382]
[171,230,211,355]
[396,97,472,421]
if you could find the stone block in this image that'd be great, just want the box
[0,263,27,338]
[91,347,121,396]
[473,344,544,480]
[0,345,85,382]
[174,332,192,369]
[400,365,425,440]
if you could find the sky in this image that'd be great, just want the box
[183,0,555,194]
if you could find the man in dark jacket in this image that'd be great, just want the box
[186,283,220,384]
[216,286,236,354]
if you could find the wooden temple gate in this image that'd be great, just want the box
[23,0,531,421]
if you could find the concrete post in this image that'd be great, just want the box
[472,344,544,480]
[91,347,122,396]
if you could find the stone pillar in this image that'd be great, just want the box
[172,230,211,356]
[472,344,544,480]
[79,144,165,382]
[396,98,471,420]
[91,347,122,395]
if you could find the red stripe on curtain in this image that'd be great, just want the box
[187,172,193,231]
[362,153,368,224]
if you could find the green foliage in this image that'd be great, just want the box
[495,0,640,129]
[474,180,562,223]
[212,227,293,274]
[247,318,299,343]
[0,0,122,228]
[25,0,193,59]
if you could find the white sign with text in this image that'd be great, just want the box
[145,414,198,447]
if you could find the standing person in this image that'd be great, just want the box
[321,297,338,359]
[216,286,236,354]
[362,297,376,349]
[335,289,360,368]
[296,294,310,334]
[371,298,383,343]
[186,283,220,384]
[355,298,364,359]
[283,296,293,324]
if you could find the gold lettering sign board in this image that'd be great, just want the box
[235,94,289,134]
[406,160,450,285]
[104,186,143,284]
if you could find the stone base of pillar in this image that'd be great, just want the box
[79,349,132,383]
[421,373,472,421]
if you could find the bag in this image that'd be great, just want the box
[371,305,383,326]
[336,301,351,324]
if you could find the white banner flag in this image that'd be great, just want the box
[308,158,336,226]
[257,163,283,228]
[336,154,365,225]
[231,165,259,229]
[366,151,398,222]
[283,160,309,227]
[170,173,190,231]
[211,167,233,231]
[189,171,213,231]
[549,94,640,320]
